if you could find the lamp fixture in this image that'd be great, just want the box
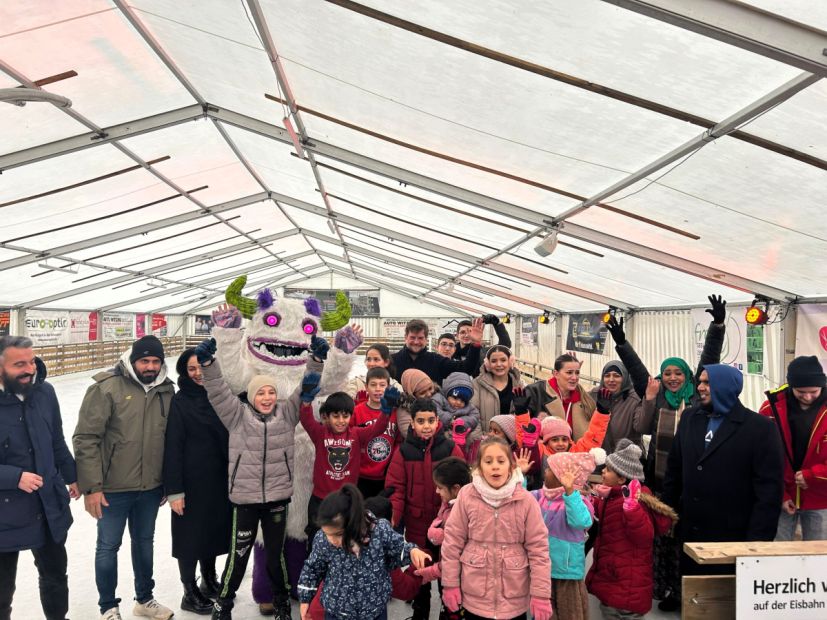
[602,306,619,323]
[538,310,551,324]
[745,298,769,325]
[502,314,511,324]
[534,229,559,257]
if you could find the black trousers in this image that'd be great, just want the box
[218,500,289,608]
[305,495,324,551]
[177,556,217,583]
[0,535,68,620]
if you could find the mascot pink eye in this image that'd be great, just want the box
[263,312,281,327]
[302,320,317,335]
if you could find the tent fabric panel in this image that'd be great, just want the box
[347,0,802,121]
[0,102,91,155]
[1,7,196,127]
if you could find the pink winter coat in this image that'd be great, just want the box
[441,482,551,619]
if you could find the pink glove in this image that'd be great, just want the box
[521,418,540,448]
[415,563,441,583]
[442,587,462,612]
[334,325,363,354]
[452,419,471,447]
[427,521,444,546]
[622,479,642,511]
[530,596,553,620]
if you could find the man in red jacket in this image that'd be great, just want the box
[760,355,827,540]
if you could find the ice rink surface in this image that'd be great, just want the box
[13,355,674,619]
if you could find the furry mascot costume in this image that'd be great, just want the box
[211,276,361,611]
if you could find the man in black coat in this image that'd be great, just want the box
[662,363,784,576]
[453,315,512,377]
[392,318,483,385]
[0,336,78,620]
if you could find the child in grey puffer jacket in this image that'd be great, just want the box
[433,372,480,437]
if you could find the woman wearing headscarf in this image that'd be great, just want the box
[163,349,232,614]
[604,294,727,612]
[590,359,646,454]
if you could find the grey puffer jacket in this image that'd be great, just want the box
[202,358,320,505]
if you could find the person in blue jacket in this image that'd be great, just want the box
[0,336,78,620]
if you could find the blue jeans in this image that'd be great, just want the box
[95,487,163,613]
[776,508,827,541]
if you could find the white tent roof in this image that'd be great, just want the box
[1,0,826,316]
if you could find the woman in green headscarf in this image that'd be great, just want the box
[604,295,728,611]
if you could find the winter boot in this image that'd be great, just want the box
[182,581,214,615]
[273,598,292,620]
[200,566,221,600]
[210,599,233,620]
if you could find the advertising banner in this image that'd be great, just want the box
[0,309,10,337]
[24,310,70,346]
[103,313,134,340]
[690,308,748,372]
[285,289,380,316]
[521,316,538,346]
[69,311,98,343]
[136,314,146,339]
[796,304,827,373]
[151,314,167,337]
[565,313,608,354]
[194,314,214,335]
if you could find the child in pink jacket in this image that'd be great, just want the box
[440,436,552,620]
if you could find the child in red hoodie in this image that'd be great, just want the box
[385,399,464,620]
[300,386,400,546]
[350,367,400,498]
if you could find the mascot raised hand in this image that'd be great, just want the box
[210,275,362,612]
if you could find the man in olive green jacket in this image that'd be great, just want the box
[73,336,175,620]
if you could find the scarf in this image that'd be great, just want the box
[472,470,521,508]
[659,357,695,409]
[548,377,581,426]
[592,484,613,499]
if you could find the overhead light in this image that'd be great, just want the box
[445,282,455,293]
[745,299,769,325]
[534,229,559,257]
[502,314,511,324]
[538,310,551,324]
[0,87,72,108]
[283,115,305,158]
[37,260,78,274]
[147,278,168,290]
[602,307,618,323]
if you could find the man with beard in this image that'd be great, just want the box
[0,336,78,620]
[74,335,175,620]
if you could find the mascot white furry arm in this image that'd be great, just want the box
[209,276,361,607]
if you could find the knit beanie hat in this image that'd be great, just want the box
[130,335,165,363]
[541,416,572,442]
[443,372,474,404]
[547,452,595,489]
[247,375,277,399]
[605,438,644,482]
[787,356,827,388]
[401,369,433,397]
[490,415,517,443]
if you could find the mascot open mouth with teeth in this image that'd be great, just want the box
[211,275,362,613]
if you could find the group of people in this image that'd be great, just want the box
[1,291,826,620]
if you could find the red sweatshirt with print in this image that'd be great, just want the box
[300,403,390,498]
[351,401,399,480]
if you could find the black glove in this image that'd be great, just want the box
[512,386,531,415]
[605,315,625,346]
[380,386,401,414]
[595,387,613,415]
[195,338,216,364]
[310,335,330,361]
[300,372,322,403]
[482,314,499,326]
[706,294,727,324]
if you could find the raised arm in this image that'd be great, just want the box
[197,339,247,431]
[606,316,650,400]
[696,295,727,380]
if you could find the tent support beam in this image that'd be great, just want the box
[554,71,821,222]
[600,0,827,77]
